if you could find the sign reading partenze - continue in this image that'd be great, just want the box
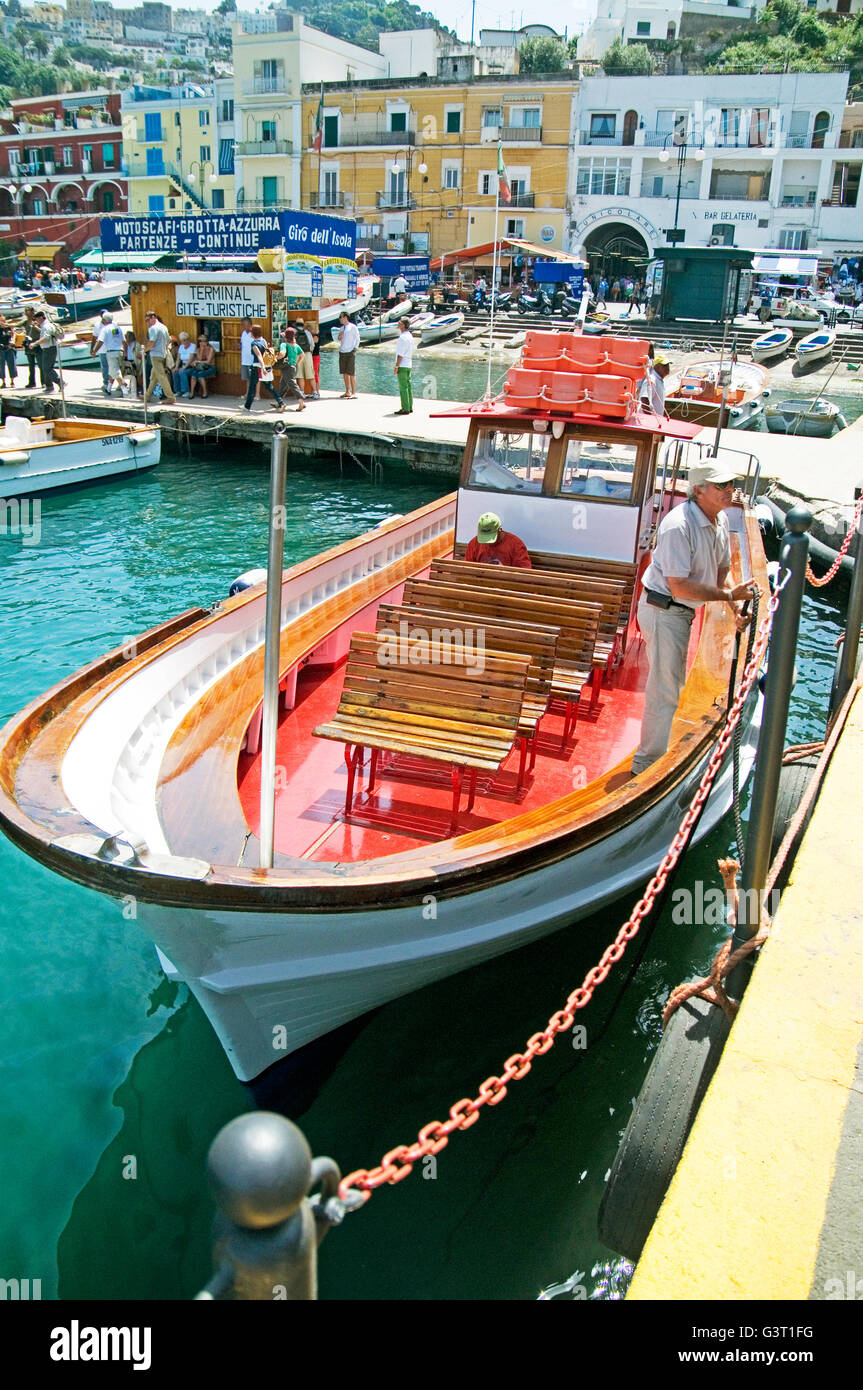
[100,210,356,258]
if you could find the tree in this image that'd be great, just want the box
[214,0,237,12]
[763,0,801,29]
[11,23,30,56]
[30,32,49,60]
[602,39,655,76]
[53,46,72,68]
[567,36,579,60]
[794,13,828,48]
[518,36,566,73]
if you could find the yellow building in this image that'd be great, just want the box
[300,75,575,258]
[120,81,236,217]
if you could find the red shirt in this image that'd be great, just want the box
[464,531,532,568]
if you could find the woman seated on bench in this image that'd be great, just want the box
[464,512,532,568]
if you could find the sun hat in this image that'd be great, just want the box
[652,352,670,366]
[689,462,737,487]
[476,512,502,543]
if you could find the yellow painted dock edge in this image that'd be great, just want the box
[628,685,863,1300]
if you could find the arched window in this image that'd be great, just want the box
[812,112,830,149]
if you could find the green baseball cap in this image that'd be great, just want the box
[476,512,502,543]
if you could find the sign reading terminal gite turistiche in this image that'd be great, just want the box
[100,209,356,259]
[175,282,268,319]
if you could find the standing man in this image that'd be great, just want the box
[239,316,254,404]
[33,311,61,393]
[293,320,319,399]
[391,271,408,299]
[90,311,113,394]
[630,463,755,777]
[637,352,670,416]
[143,311,176,404]
[22,306,40,388]
[0,313,17,388]
[337,311,359,399]
[393,316,416,416]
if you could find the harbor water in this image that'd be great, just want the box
[0,447,846,1300]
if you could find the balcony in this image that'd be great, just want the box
[501,124,542,142]
[334,126,416,148]
[780,193,816,207]
[236,139,292,157]
[376,191,417,209]
[838,130,863,148]
[309,191,346,208]
[241,77,288,96]
[510,191,535,208]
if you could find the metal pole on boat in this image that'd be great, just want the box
[486,159,501,399]
[259,425,289,870]
[710,329,734,457]
[728,505,811,989]
[830,494,863,719]
[56,341,68,420]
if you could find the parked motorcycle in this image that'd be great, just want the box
[517,287,553,317]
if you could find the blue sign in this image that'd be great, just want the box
[100,210,355,259]
[371,256,430,290]
[533,262,585,293]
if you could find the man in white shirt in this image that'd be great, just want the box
[630,461,755,776]
[95,313,125,396]
[239,316,254,402]
[337,311,360,399]
[391,273,408,298]
[393,317,416,415]
[637,352,670,416]
[90,310,113,392]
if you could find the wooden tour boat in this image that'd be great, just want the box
[665,359,770,429]
[0,332,767,1083]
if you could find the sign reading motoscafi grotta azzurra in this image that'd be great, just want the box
[100,209,356,259]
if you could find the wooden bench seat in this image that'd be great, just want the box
[430,558,623,673]
[402,577,601,740]
[378,601,559,761]
[313,630,530,833]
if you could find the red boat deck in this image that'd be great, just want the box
[237,616,703,862]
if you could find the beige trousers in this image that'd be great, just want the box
[145,356,175,402]
[631,596,695,775]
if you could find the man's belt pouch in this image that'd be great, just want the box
[645,589,673,609]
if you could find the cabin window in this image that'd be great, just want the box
[468,429,550,493]
[559,438,639,502]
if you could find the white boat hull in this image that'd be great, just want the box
[45,278,129,320]
[14,338,94,370]
[144,694,761,1082]
[0,425,160,497]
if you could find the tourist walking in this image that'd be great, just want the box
[239,315,255,403]
[22,307,40,388]
[293,321,318,399]
[90,311,115,393]
[393,317,416,416]
[275,328,307,408]
[597,276,608,309]
[33,311,61,393]
[337,311,359,398]
[310,321,321,392]
[242,325,287,413]
[143,311,176,404]
[0,314,17,387]
[189,336,216,398]
[99,314,125,396]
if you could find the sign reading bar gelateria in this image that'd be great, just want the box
[100,209,356,258]
[174,282,268,319]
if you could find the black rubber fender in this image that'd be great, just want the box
[598,996,731,1262]
[768,753,819,893]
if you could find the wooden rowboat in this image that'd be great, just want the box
[0,335,767,1083]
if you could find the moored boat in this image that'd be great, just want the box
[764,396,846,437]
[0,331,767,1084]
[42,276,129,321]
[419,312,465,345]
[357,319,400,345]
[666,359,770,428]
[317,278,374,326]
[751,328,793,364]
[0,414,160,496]
[795,329,835,369]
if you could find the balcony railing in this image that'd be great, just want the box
[333,127,416,148]
[509,191,535,207]
[376,191,417,209]
[309,191,346,208]
[237,198,285,210]
[242,77,288,96]
[580,129,618,144]
[838,130,863,148]
[236,139,292,157]
[501,124,542,141]
[708,190,770,201]
[780,193,816,207]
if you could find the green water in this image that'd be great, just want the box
[0,449,846,1300]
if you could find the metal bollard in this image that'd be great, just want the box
[195,1112,342,1301]
[727,504,811,997]
[829,496,863,721]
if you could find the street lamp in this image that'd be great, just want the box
[658,131,704,245]
[389,148,427,252]
[188,159,216,208]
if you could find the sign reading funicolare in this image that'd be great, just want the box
[100,209,355,259]
[175,282,268,319]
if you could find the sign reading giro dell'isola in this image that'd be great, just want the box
[100,209,356,259]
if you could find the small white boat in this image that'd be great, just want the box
[357,319,400,345]
[751,328,793,364]
[418,312,465,346]
[317,279,374,327]
[379,297,413,322]
[0,414,160,497]
[408,311,435,333]
[795,329,835,369]
[764,397,846,438]
[42,277,129,322]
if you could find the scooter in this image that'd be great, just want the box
[517,288,554,316]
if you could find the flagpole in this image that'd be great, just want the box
[486,182,500,400]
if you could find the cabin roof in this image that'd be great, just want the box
[431,401,702,439]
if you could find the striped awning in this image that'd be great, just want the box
[219,138,235,175]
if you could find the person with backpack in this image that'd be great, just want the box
[292,320,318,399]
[33,311,62,393]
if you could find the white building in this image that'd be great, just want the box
[567,72,860,273]
[579,0,755,59]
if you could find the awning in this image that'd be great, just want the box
[430,238,584,272]
[73,249,174,268]
[18,244,64,262]
[751,254,820,277]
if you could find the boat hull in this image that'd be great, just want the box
[144,691,761,1082]
[0,425,160,497]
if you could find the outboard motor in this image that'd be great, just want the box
[229,567,267,597]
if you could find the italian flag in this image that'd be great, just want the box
[312,83,324,152]
[498,144,511,204]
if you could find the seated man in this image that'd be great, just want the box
[464,512,532,568]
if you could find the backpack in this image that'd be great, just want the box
[163,343,175,371]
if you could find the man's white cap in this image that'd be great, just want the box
[689,462,737,488]
[101,311,112,321]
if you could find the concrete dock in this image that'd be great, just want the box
[628,685,863,1301]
